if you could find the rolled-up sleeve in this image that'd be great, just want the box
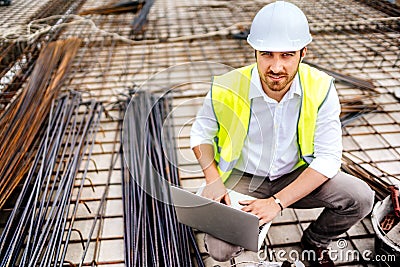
[309,83,343,178]
[190,92,219,149]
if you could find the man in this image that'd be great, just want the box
[190,1,374,266]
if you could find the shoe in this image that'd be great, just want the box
[300,236,335,267]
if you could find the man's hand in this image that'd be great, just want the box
[239,198,281,226]
[202,178,231,206]
[192,144,231,205]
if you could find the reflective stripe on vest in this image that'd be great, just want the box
[211,63,333,182]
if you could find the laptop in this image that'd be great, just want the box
[170,185,270,252]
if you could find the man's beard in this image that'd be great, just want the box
[260,61,300,92]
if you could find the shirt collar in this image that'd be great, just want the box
[249,65,301,101]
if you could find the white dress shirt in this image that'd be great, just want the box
[190,65,342,180]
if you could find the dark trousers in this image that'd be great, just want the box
[224,166,375,247]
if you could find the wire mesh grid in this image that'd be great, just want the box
[0,0,399,266]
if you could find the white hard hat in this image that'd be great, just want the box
[247,1,312,52]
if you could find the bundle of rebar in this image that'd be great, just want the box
[340,96,379,126]
[131,0,154,35]
[122,91,204,267]
[304,61,376,91]
[0,91,103,266]
[0,38,81,209]
[300,60,380,126]
[341,154,393,200]
[1,0,85,105]
[79,0,144,16]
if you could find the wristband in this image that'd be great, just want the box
[272,195,283,215]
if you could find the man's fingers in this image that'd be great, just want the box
[224,194,231,206]
[239,199,253,205]
[241,205,252,212]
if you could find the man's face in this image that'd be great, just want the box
[256,49,305,94]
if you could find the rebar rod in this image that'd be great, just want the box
[76,102,121,267]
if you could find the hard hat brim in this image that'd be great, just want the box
[247,36,312,52]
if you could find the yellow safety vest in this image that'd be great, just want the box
[211,63,333,182]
